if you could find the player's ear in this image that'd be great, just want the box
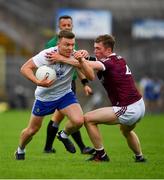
[107,47,112,54]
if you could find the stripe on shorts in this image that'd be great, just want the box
[115,106,127,117]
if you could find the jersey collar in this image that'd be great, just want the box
[100,53,116,62]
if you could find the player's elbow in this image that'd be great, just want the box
[20,64,30,78]
[20,65,25,75]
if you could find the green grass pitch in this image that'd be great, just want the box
[0,110,164,179]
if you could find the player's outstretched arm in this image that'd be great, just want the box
[45,52,80,67]
[45,51,95,80]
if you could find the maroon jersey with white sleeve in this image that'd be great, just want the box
[97,53,142,106]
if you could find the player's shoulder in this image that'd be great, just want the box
[109,54,126,67]
[110,53,124,61]
[102,54,126,69]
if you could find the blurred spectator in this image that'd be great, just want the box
[8,85,28,109]
[140,75,163,113]
[14,85,28,109]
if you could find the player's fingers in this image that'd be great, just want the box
[47,80,55,86]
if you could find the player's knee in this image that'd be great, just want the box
[73,116,84,128]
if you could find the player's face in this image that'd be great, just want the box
[94,42,110,60]
[58,37,75,57]
[59,19,73,31]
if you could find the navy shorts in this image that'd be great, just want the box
[32,92,78,116]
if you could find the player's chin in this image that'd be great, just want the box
[95,54,102,60]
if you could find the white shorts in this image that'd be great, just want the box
[113,98,145,126]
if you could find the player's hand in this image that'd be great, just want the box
[36,76,55,87]
[73,50,89,60]
[79,50,89,58]
[83,85,93,96]
[45,52,63,64]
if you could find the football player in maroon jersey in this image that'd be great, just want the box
[81,34,146,162]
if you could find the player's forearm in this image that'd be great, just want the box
[77,70,87,80]
[20,60,38,84]
[78,58,95,81]
[60,57,80,67]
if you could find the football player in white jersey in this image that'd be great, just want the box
[15,30,94,160]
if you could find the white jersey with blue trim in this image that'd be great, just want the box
[32,46,75,101]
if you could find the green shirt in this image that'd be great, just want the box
[45,35,78,80]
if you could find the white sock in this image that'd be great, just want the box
[95,147,104,151]
[17,146,25,154]
[60,130,68,139]
[136,153,143,157]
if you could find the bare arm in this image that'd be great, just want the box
[77,70,87,80]
[46,52,80,67]
[20,58,54,87]
[45,52,95,80]
[87,61,105,71]
[73,50,104,71]
[21,59,38,83]
[77,70,93,96]
[77,57,95,81]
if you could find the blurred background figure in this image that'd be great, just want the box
[12,85,28,109]
[140,74,163,114]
